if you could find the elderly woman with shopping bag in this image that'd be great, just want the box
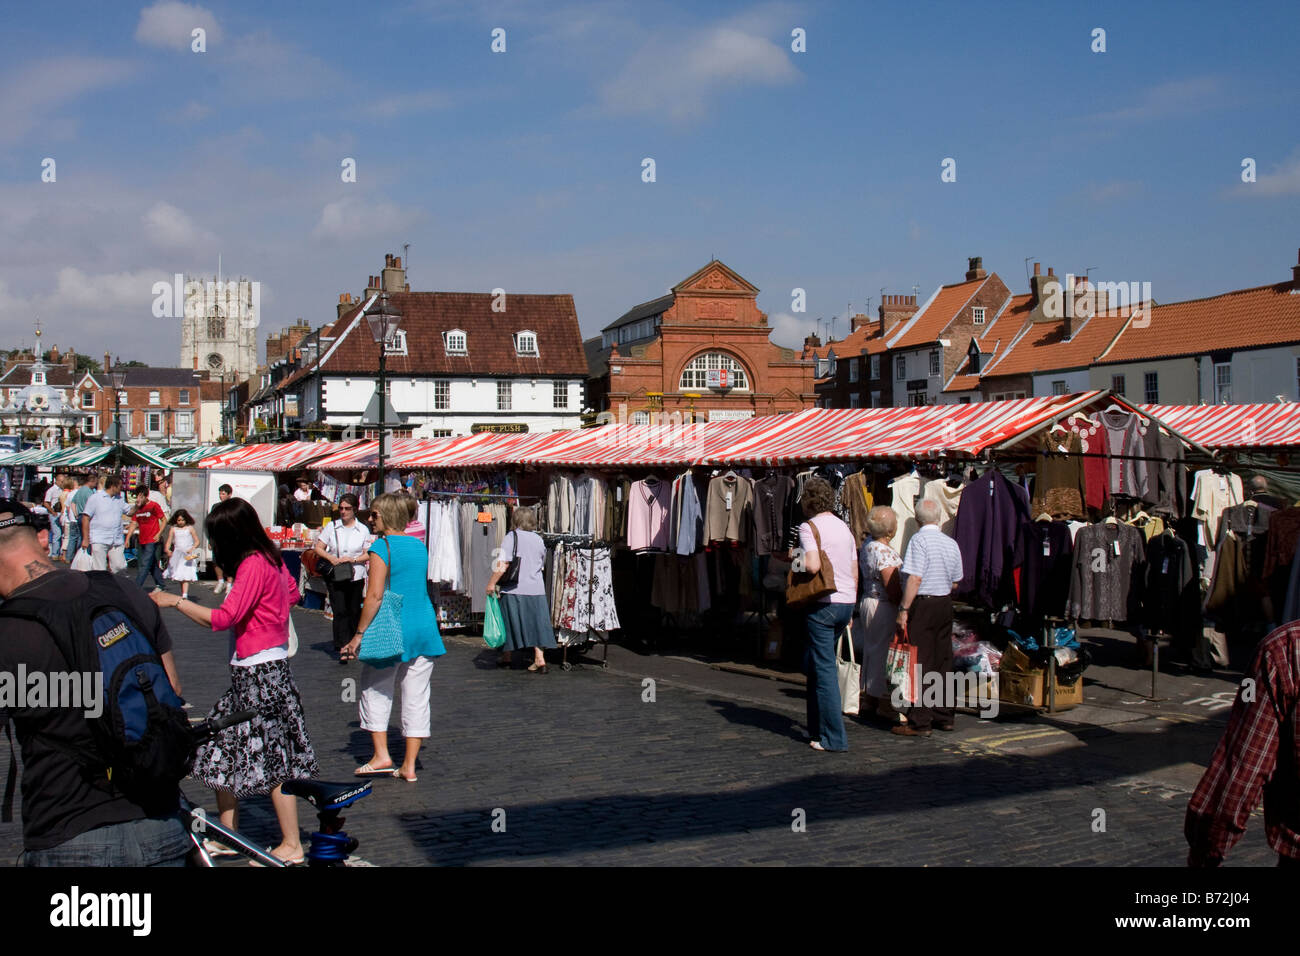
[486,506,555,673]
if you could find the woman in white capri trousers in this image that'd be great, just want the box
[341,493,445,783]
[854,506,904,721]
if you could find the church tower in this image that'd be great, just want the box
[179,274,259,381]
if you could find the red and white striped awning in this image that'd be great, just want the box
[307,438,439,469]
[1142,403,1300,449]
[197,440,366,471]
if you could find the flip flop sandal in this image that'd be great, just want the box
[354,762,398,777]
[248,848,305,866]
[201,839,239,858]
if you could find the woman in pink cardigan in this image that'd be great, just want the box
[152,497,318,865]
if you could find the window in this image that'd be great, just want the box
[896,355,906,380]
[82,391,95,408]
[148,390,160,405]
[1144,372,1159,404]
[1296,357,1300,400]
[146,412,163,434]
[497,380,512,411]
[553,380,569,409]
[1052,380,1067,396]
[444,330,467,354]
[849,393,862,408]
[1111,374,1126,397]
[515,331,538,356]
[1214,363,1232,404]
[959,397,971,403]
[433,380,450,410]
[176,412,193,435]
[678,352,750,390]
[929,350,941,377]
[179,389,190,405]
[428,429,452,438]
[208,316,226,339]
[384,330,408,356]
[848,358,859,384]
[83,415,99,435]
[870,355,880,380]
[870,390,882,407]
[909,391,927,407]
[972,307,986,325]
[630,410,651,424]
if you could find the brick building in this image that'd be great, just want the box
[585,260,816,423]
[97,359,206,447]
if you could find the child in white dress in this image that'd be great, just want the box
[164,509,199,599]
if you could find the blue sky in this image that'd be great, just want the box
[1,0,1297,366]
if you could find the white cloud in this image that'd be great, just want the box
[173,100,212,123]
[766,311,814,351]
[48,267,165,311]
[1236,149,1300,198]
[600,19,800,122]
[370,89,457,118]
[311,195,423,242]
[135,1,223,49]
[142,201,217,248]
[0,56,136,146]
[1090,76,1223,124]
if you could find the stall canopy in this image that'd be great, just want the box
[165,444,242,463]
[197,440,365,471]
[0,443,174,469]
[310,391,1197,471]
[1141,403,1300,450]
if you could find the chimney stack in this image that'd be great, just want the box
[103,352,111,375]
[382,252,406,293]
[965,257,987,281]
[878,294,920,337]
[850,312,871,333]
[337,292,355,320]
[803,332,822,353]
[1292,247,1300,288]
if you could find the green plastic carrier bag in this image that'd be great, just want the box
[483,593,507,649]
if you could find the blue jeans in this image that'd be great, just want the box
[65,523,81,558]
[804,601,853,751]
[136,541,166,588]
[23,815,192,867]
[48,518,62,558]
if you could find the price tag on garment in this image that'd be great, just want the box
[1113,540,1121,556]
[725,490,733,511]
[476,510,493,523]
[1042,539,1051,557]
[989,483,994,497]
[616,486,623,502]
[1197,524,1206,545]
[1161,557,1169,574]
[1219,478,1228,493]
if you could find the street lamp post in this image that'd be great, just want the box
[108,367,127,468]
[364,293,403,487]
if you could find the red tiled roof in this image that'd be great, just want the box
[1098,282,1300,364]
[887,277,987,350]
[983,310,1131,378]
[302,291,587,380]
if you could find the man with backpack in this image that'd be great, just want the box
[0,498,193,866]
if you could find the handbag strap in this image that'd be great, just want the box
[839,626,856,664]
[382,536,392,593]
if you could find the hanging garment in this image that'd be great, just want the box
[888,473,924,555]
[1206,531,1249,622]
[1284,543,1300,624]
[1151,431,1186,518]
[841,471,875,546]
[952,469,1031,608]
[1190,469,1244,550]
[1144,532,1198,649]
[547,475,575,533]
[673,472,704,556]
[468,507,506,614]
[705,473,755,546]
[782,471,816,552]
[921,479,963,536]
[1065,416,1109,512]
[555,545,620,644]
[627,477,673,551]
[1018,520,1074,634]
[1099,409,1148,499]
[1069,521,1146,621]
[753,473,795,556]
[1030,432,1086,520]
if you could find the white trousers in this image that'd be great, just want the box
[359,656,435,738]
[853,596,898,697]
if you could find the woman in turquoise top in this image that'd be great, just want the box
[341,493,444,783]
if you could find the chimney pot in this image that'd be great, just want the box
[1048,267,1055,277]
[1033,262,1041,276]
[394,256,401,269]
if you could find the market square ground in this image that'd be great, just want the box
[0,578,1278,866]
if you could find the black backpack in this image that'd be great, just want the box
[1,572,194,819]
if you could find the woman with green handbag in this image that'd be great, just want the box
[340,493,445,783]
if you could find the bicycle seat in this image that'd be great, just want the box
[281,779,372,810]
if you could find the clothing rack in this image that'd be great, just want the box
[538,531,611,671]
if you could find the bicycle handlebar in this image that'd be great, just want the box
[191,709,256,746]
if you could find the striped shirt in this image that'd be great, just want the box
[901,525,963,596]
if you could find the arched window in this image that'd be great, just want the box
[208,309,226,340]
[679,351,749,391]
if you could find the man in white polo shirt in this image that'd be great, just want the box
[79,473,129,571]
[895,498,964,736]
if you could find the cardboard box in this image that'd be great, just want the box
[997,665,1083,711]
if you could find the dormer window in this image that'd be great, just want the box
[384,330,408,356]
[444,329,468,355]
[967,339,982,375]
[514,331,538,356]
[972,307,986,326]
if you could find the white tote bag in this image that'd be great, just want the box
[108,545,127,573]
[837,627,861,716]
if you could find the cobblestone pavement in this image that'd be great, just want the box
[0,576,1279,866]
